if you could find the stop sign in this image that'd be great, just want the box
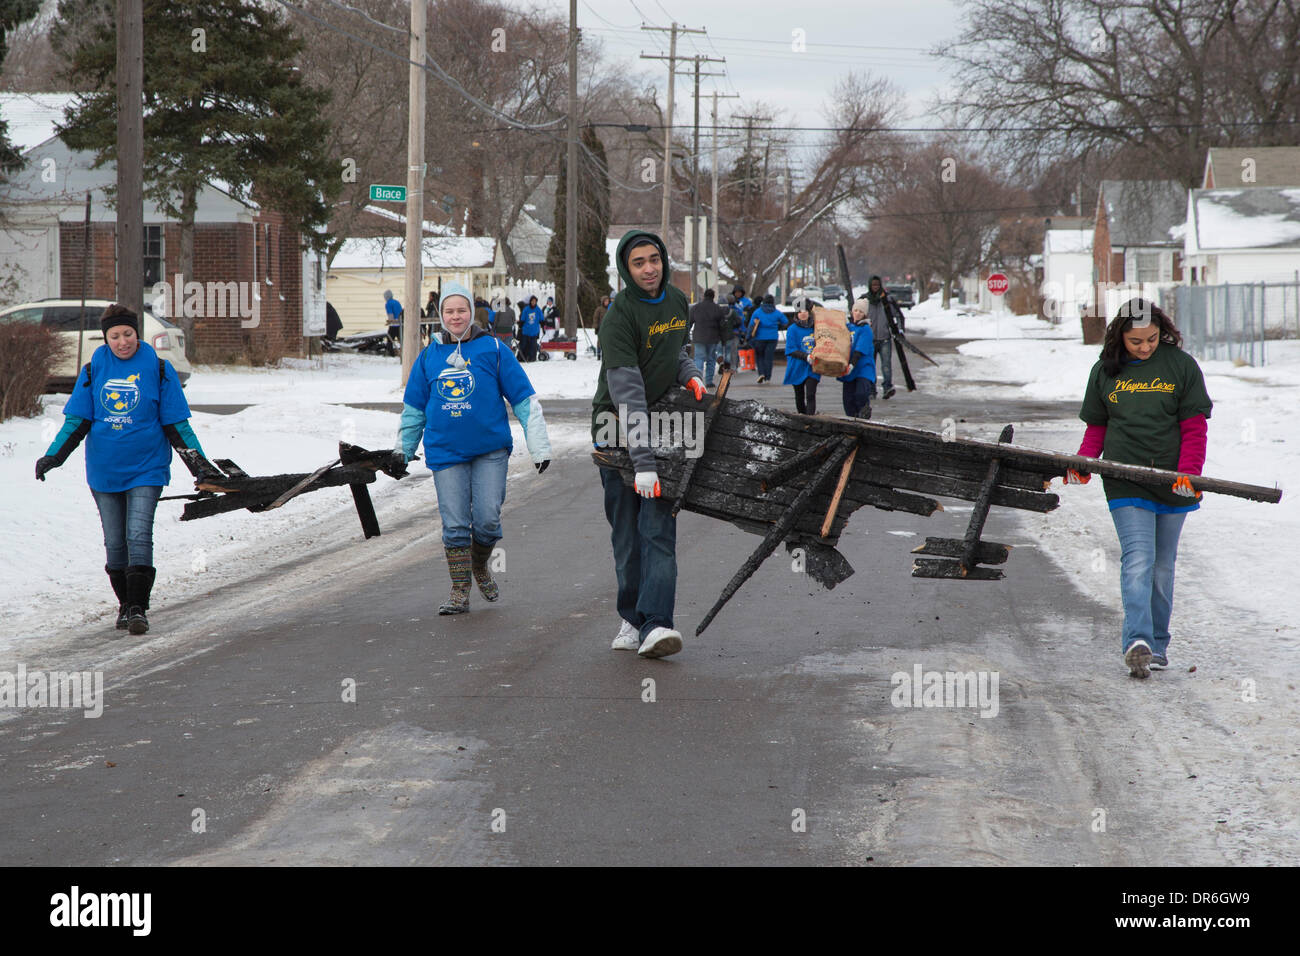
[987,273,1009,296]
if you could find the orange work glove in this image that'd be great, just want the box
[687,377,707,401]
[1172,475,1202,500]
[1065,469,1091,484]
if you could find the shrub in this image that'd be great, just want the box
[0,324,68,422]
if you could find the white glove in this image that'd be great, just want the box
[635,471,661,498]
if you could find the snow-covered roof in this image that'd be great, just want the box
[0,92,77,154]
[331,234,498,270]
[358,204,458,237]
[1046,228,1092,254]
[1186,187,1300,254]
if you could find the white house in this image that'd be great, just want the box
[1183,187,1300,286]
[1041,216,1094,321]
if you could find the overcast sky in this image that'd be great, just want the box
[556,0,967,137]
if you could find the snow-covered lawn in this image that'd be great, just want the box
[0,348,599,658]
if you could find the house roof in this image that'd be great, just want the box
[1204,147,1300,189]
[330,234,498,270]
[1186,187,1300,254]
[0,92,78,154]
[1098,180,1187,247]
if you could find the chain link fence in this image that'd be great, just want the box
[1159,280,1300,366]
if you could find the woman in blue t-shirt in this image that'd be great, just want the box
[395,282,553,614]
[35,304,207,634]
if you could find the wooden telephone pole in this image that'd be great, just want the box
[640,22,707,249]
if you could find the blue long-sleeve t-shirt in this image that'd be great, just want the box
[750,304,786,342]
[399,329,538,470]
[837,322,876,383]
[782,322,820,386]
[519,306,544,337]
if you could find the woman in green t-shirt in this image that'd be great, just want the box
[1067,298,1213,678]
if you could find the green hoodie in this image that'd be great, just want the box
[591,230,697,458]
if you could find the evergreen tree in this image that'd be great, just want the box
[547,126,612,335]
[0,0,41,176]
[52,0,339,355]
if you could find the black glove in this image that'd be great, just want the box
[383,450,411,479]
[535,460,550,474]
[35,455,59,481]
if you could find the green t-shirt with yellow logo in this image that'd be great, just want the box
[591,286,691,441]
[1079,343,1213,507]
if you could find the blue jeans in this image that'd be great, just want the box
[696,342,721,386]
[91,486,162,568]
[722,339,739,370]
[842,378,871,417]
[754,339,776,379]
[431,448,509,548]
[873,337,893,392]
[599,466,677,639]
[1110,506,1187,656]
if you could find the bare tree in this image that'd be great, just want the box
[938,0,1300,187]
[716,73,905,296]
[873,141,1014,308]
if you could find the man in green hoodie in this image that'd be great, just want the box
[592,229,706,659]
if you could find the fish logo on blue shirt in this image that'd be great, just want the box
[436,367,475,403]
[100,374,142,415]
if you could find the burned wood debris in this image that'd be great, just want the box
[166,442,408,539]
[592,389,1283,634]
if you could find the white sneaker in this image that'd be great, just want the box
[1125,640,1152,679]
[611,620,639,651]
[638,626,683,659]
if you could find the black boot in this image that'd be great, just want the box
[124,565,156,635]
[106,565,129,629]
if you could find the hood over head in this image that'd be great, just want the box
[615,229,671,299]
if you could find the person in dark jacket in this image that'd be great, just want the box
[518,296,543,361]
[592,229,706,659]
[324,301,343,342]
[747,294,787,383]
[592,294,612,359]
[721,294,741,371]
[35,303,208,634]
[689,289,727,388]
[863,276,896,399]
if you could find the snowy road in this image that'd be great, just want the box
[2,307,1294,865]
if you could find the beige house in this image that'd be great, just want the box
[326,234,506,336]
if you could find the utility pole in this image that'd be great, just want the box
[732,113,768,293]
[564,0,579,337]
[710,90,738,297]
[115,0,143,315]
[679,55,723,302]
[641,22,706,254]
[401,0,427,385]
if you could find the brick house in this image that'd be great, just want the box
[1092,179,1186,317]
[0,93,325,362]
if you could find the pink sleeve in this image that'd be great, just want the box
[1076,423,1106,459]
[1177,414,1208,475]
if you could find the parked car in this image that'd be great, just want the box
[886,284,916,308]
[820,284,846,302]
[0,298,192,391]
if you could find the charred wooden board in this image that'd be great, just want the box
[174,443,402,539]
